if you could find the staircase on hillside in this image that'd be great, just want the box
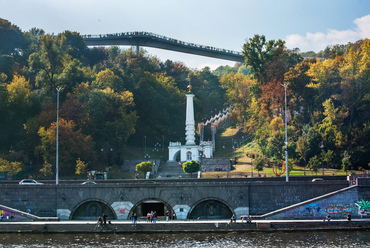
[156,161,192,178]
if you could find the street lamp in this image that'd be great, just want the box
[144,136,147,157]
[162,135,165,153]
[101,146,113,171]
[320,141,324,176]
[281,83,289,182]
[56,87,63,185]
[153,142,160,175]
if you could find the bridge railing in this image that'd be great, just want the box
[82,31,242,56]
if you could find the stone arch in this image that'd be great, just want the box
[70,198,117,220]
[187,197,234,219]
[128,198,174,220]
[169,147,181,162]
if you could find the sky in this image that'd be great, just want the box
[1,0,370,70]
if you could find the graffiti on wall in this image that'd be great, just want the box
[117,209,126,214]
[0,209,24,220]
[355,199,370,215]
[279,203,321,217]
[325,205,356,215]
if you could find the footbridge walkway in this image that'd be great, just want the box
[82,31,245,62]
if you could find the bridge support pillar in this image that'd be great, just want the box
[57,209,71,220]
[234,207,249,218]
[112,201,134,220]
[172,204,190,220]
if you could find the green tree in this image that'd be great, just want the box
[0,18,25,56]
[183,160,200,176]
[342,151,352,173]
[136,161,153,175]
[28,34,66,91]
[86,88,138,149]
[269,131,285,161]
[296,135,310,175]
[308,155,320,174]
[253,155,265,173]
[242,34,285,80]
[322,149,334,169]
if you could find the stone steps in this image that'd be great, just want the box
[156,162,192,178]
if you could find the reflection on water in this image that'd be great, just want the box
[0,231,370,247]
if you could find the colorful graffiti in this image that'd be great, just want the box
[279,203,321,217]
[273,162,286,177]
[305,203,321,215]
[355,199,370,212]
[355,199,370,216]
[0,209,24,220]
[117,209,126,214]
[325,205,356,215]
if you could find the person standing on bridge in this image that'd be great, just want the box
[131,212,137,226]
[153,211,157,223]
[166,210,170,221]
[102,213,107,224]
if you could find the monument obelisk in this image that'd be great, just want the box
[185,84,196,145]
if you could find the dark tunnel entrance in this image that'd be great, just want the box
[71,200,116,220]
[129,199,173,219]
[141,201,165,216]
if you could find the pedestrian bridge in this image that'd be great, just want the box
[82,31,245,62]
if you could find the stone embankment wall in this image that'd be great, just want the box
[0,178,350,221]
[0,220,369,233]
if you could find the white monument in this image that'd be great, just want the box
[168,84,213,162]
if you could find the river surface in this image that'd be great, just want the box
[0,231,370,247]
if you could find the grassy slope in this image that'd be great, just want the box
[203,126,356,178]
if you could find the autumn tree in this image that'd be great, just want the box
[136,161,153,175]
[75,158,88,175]
[39,163,53,177]
[37,118,95,176]
[0,157,22,176]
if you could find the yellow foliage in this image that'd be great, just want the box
[269,116,283,133]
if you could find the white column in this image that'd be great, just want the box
[185,92,196,145]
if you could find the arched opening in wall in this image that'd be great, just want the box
[71,199,116,220]
[188,199,233,219]
[129,199,173,220]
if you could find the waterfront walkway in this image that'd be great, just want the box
[1,219,369,234]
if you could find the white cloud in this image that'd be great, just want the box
[285,14,370,52]
[354,14,370,38]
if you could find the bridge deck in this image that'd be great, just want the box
[83,31,245,63]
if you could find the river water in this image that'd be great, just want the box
[0,231,369,247]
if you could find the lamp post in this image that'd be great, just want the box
[56,87,63,185]
[162,135,165,153]
[251,154,253,178]
[153,142,160,175]
[320,141,324,176]
[281,83,289,182]
[101,146,113,171]
[144,136,147,158]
